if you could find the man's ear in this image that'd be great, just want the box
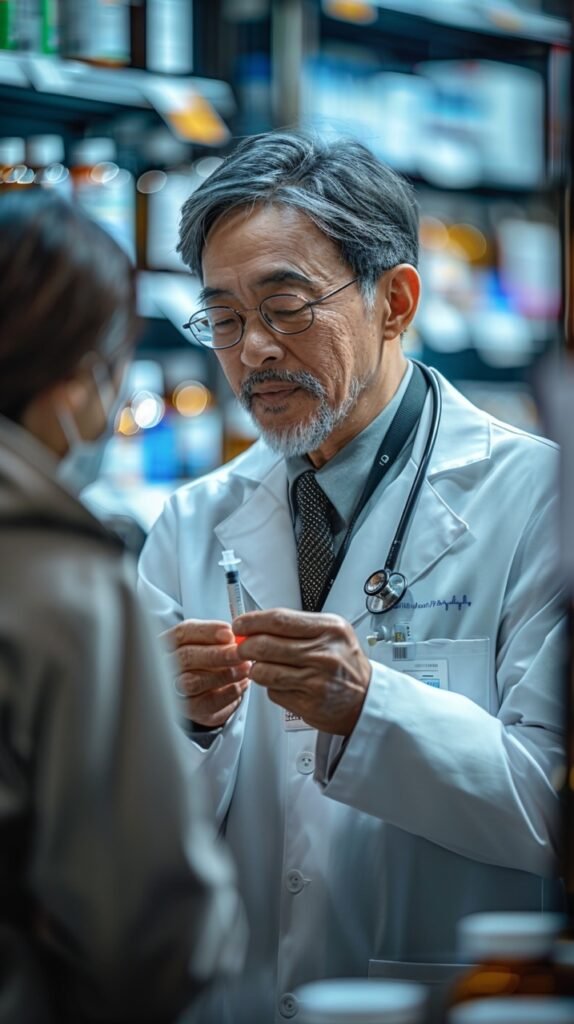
[381,264,421,340]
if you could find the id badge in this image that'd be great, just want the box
[402,658,449,690]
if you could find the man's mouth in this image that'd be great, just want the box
[240,370,326,411]
[251,384,300,399]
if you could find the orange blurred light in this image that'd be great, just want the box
[116,406,140,436]
[448,223,488,263]
[420,216,449,251]
[322,1,378,25]
[173,381,210,417]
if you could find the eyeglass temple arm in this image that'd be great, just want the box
[307,277,358,309]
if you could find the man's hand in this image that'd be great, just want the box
[161,619,251,728]
[232,609,372,735]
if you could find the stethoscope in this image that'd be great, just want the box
[363,361,442,616]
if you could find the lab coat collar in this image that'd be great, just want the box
[215,453,301,612]
[215,371,491,621]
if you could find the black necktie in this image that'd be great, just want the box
[295,470,335,612]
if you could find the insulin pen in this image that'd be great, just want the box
[218,549,246,641]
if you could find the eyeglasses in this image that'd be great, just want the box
[182,278,358,350]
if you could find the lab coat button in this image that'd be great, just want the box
[296,750,314,774]
[286,869,305,894]
[279,993,298,1018]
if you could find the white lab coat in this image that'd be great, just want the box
[139,371,565,1021]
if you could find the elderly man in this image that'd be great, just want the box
[139,131,564,1021]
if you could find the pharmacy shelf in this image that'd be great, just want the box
[368,1,570,45]
[0,52,235,143]
[137,272,201,341]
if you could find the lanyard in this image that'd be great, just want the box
[314,363,428,611]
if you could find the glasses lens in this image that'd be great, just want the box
[187,307,241,349]
[261,293,313,335]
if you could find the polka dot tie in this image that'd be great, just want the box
[295,470,335,612]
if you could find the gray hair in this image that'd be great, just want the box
[177,130,419,306]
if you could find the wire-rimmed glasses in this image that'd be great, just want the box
[182,278,358,350]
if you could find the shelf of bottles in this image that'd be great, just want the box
[260,0,571,434]
[0,1,253,526]
[1,0,571,526]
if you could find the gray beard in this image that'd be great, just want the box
[239,369,363,457]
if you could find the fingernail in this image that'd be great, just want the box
[215,627,234,642]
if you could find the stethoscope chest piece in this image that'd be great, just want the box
[364,570,408,614]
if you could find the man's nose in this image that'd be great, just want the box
[239,313,286,368]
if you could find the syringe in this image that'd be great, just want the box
[218,549,246,639]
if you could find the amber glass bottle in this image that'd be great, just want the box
[449,912,564,1009]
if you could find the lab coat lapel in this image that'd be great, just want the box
[215,457,302,612]
[323,466,468,628]
[325,373,491,628]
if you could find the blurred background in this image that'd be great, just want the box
[0,0,571,539]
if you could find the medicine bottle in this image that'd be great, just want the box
[449,912,564,1008]
[60,0,130,67]
[70,138,135,260]
[130,0,193,75]
[26,135,71,196]
[448,996,574,1024]
[295,978,426,1024]
[0,138,34,189]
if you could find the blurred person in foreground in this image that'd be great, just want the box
[0,190,248,1024]
[138,130,565,1021]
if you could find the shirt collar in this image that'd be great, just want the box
[286,360,413,527]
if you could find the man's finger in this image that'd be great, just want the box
[177,643,246,672]
[161,618,234,649]
[180,691,247,728]
[239,633,323,669]
[183,681,249,715]
[176,666,251,697]
[233,608,345,640]
[249,661,306,692]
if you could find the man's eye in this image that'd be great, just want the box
[274,307,302,318]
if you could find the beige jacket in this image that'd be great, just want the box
[0,416,246,1024]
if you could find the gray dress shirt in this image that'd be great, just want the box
[286,360,415,555]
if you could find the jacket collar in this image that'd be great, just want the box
[215,371,491,623]
[0,413,114,541]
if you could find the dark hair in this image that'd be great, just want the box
[178,129,419,304]
[0,190,138,421]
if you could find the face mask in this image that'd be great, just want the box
[56,358,130,494]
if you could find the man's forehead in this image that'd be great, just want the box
[201,203,338,282]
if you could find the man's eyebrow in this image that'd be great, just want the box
[254,270,314,289]
[197,285,234,306]
[197,270,314,307]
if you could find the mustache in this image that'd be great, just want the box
[240,369,326,407]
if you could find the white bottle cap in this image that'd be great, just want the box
[26,134,65,167]
[295,979,426,1023]
[457,912,566,960]
[448,998,574,1024]
[70,138,117,166]
[0,137,25,165]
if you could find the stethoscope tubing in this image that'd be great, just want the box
[386,361,442,571]
[364,361,442,614]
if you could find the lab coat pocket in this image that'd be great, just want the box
[368,960,473,1024]
[371,637,494,714]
